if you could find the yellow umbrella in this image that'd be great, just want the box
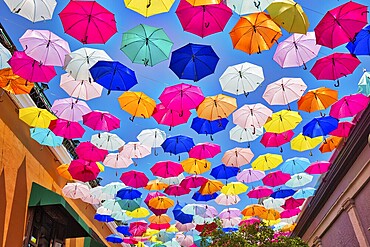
[241,204,267,217]
[0,68,34,94]
[57,164,73,180]
[126,207,150,218]
[260,208,281,221]
[96,162,105,172]
[281,223,296,232]
[291,133,323,155]
[199,179,224,195]
[166,225,179,233]
[267,0,309,34]
[118,91,156,121]
[181,158,211,175]
[19,106,57,128]
[186,0,221,6]
[148,214,172,224]
[124,0,175,17]
[196,94,237,121]
[143,229,160,237]
[251,153,283,171]
[145,180,169,190]
[263,218,281,226]
[136,242,146,247]
[264,110,302,133]
[148,196,174,209]
[221,182,248,195]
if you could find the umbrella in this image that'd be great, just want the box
[280,157,311,175]
[112,211,133,222]
[151,161,184,178]
[118,91,156,121]
[179,175,208,188]
[346,25,370,55]
[241,204,267,217]
[267,0,309,34]
[199,180,224,195]
[30,127,63,147]
[210,164,238,180]
[173,203,194,224]
[57,164,73,180]
[215,194,240,206]
[120,142,151,159]
[8,51,56,83]
[229,12,282,55]
[260,130,294,152]
[219,61,264,96]
[149,222,171,230]
[158,174,185,185]
[264,110,302,133]
[263,198,285,209]
[60,73,103,101]
[310,53,361,87]
[176,0,232,38]
[285,173,313,188]
[262,78,307,108]
[130,221,148,236]
[222,147,254,168]
[149,214,172,225]
[62,183,90,199]
[251,153,283,171]
[117,188,142,200]
[181,204,206,215]
[121,24,173,67]
[330,94,370,118]
[319,136,342,153]
[262,171,291,187]
[156,231,175,242]
[169,43,219,81]
[271,189,296,199]
[149,196,175,209]
[192,191,218,202]
[95,213,115,223]
[19,106,56,128]
[19,29,70,67]
[291,133,323,154]
[83,110,120,132]
[358,70,370,96]
[59,1,117,44]
[106,234,123,244]
[303,116,339,138]
[165,185,190,196]
[229,125,263,144]
[4,0,56,22]
[236,168,265,183]
[0,68,34,94]
[197,94,237,121]
[260,209,281,221]
[123,0,175,17]
[282,197,305,210]
[181,158,211,175]
[126,207,150,218]
[161,135,195,155]
[293,187,316,199]
[117,225,132,236]
[247,186,273,199]
[315,1,368,49]
[75,142,108,162]
[298,87,338,113]
[119,198,143,212]
[176,233,193,247]
[305,161,331,175]
[90,186,114,201]
[330,121,354,137]
[273,32,321,69]
[51,98,91,122]
[226,0,273,15]
[120,171,149,188]
[137,128,166,150]
[152,104,192,130]
[191,117,229,140]
[91,132,125,151]
[221,182,248,195]
[280,208,300,219]
[68,159,100,182]
[49,119,85,139]
[145,180,169,191]
[232,103,272,129]
[0,43,11,69]
[189,143,221,160]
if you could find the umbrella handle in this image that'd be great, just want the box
[210,135,214,141]
[129,116,135,122]
[303,63,307,70]
[334,80,340,87]
[154,149,158,156]
[280,147,283,153]
[243,91,249,98]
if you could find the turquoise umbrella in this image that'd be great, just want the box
[293,187,316,199]
[30,127,63,147]
[280,157,310,175]
[121,24,173,67]
[118,198,142,212]
[358,71,370,96]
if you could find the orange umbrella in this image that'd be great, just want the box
[148,214,172,224]
[298,87,338,113]
[57,164,73,180]
[181,158,211,175]
[260,208,281,220]
[199,179,224,195]
[319,136,342,153]
[145,180,169,190]
[229,12,282,55]
[241,204,267,217]
[0,68,34,94]
[148,196,174,209]
[196,94,237,121]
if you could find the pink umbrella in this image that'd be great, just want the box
[222,217,241,228]
[247,186,273,199]
[151,161,184,178]
[149,223,171,230]
[120,171,149,188]
[129,221,148,236]
[329,94,370,118]
[75,142,108,162]
[68,159,100,182]
[215,194,240,206]
[239,217,260,226]
[262,171,291,187]
[119,142,151,159]
[176,0,232,38]
[305,161,331,175]
[310,53,361,87]
[188,142,221,159]
[176,233,194,247]
[164,185,191,196]
[60,73,103,101]
[49,119,85,139]
[123,237,138,245]
[280,208,301,218]
[236,168,265,183]
[59,1,117,44]
[8,51,56,82]
[260,130,294,152]
[51,98,92,122]
[180,175,208,188]
[329,121,354,137]
[103,153,133,169]
[282,197,305,210]
[62,183,90,199]
[152,103,192,130]
[175,222,195,232]
[83,110,120,132]
[232,103,272,130]
[222,147,254,168]
[315,1,368,49]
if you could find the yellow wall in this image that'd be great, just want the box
[0,92,114,247]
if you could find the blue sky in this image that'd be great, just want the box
[1,0,369,225]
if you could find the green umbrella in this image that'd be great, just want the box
[121,24,173,67]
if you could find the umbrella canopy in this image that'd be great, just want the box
[271,189,296,199]
[68,159,100,182]
[233,103,272,129]
[49,119,85,139]
[176,0,232,38]
[75,142,108,162]
[280,157,310,175]
[236,168,265,183]
[4,0,57,22]
[59,1,117,44]
[103,153,133,169]
[247,186,273,199]
[192,191,218,202]
[329,94,370,118]
[121,171,149,188]
[19,106,56,128]
[181,158,211,175]
[305,161,331,174]
[169,43,219,81]
[62,183,90,199]
[290,134,323,153]
[191,117,229,139]
[151,161,184,178]
[30,127,63,147]
[161,135,195,155]
[83,110,120,132]
[173,203,194,224]
[319,136,342,153]
[186,0,221,6]
[120,142,151,159]
[137,128,166,148]
[251,153,283,171]
[282,197,305,210]
[117,188,142,200]
[57,164,73,180]
[0,68,34,94]
[118,91,156,121]
[221,182,248,195]
[273,32,321,69]
[346,25,370,55]
[285,173,313,188]
[241,204,267,217]
[358,71,370,96]
[303,116,339,138]
[0,43,11,69]
[262,171,291,187]
[189,143,221,160]
[121,24,173,67]
[298,87,338,113]
[210,164,238,180]
[293,187,316,199]
[315,1,368,49]
[260,130,294,151]
[51,98,92,122]
[60,73,103,101]
[199,180,224,195]
[229,12,282,55]
[106,234,123,244]
[229,125,264,144]
[179,175,208,188]
[145,180,169,191]
[197,94,237,121]
[226,0,273,15]
[124,0,175,17]
[152,104,192,129]
[263,198,285,209]
[149,196,175,209]
[126,207,150,218]
[330,121,355,137]
[222,147,254,168]
[215,194,240,206]
[264,110,302,133]
[165,185,190,196]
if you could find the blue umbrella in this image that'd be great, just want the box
[210,164,239,180]
[293,187,316,199]
[192,191,219,202]
[106,234,123,243]
[346,25,370,55]
[280,157,311,175]
[90,61,138,94]
[162,135,195,155]
[169,43,219,81]
[30,127,63,147]
[270,189,296,199]
[116,225,132,236]
[94,214,115,222]
[172,202,194,224]
[118,198,142,211]
[116,188,142,200]
[191,117,229,140]
[302,116,339,138]
[223,227,238,232]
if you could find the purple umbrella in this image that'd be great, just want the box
[51,98,91,122]
[236,168,265,183]
[49,119,85,139]
[83,110,120,132]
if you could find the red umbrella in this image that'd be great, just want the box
[68,159,100,182]
[129,221,148,236]
[152,103,192,130]
[180,175,208,188]
[262,171,291,187]
[59,1,117,44]
[164,184,191,196]
[310,53,361,87]
[75,142,108,162]
[247,186,273,199]
[196,222,218,236]
[282,197,305,210]
[315,1,368,49]
[260,130,294,152]
[329,121,355,137]
[120,171,149,188]
[149,223,171,230]
[150,161,184,178]
[188,142,221,159]
[82,110,120,132]
[49,119,85,139]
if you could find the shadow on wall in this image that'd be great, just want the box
[0,167,6,246]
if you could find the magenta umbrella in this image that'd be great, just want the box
[310,53,361,87]
[329,94,370,118]
[282,197,305,210]
[239,218,260,226]
[120,171,149,188]
[152,103,191,130]
[51,98,92,122]
[280,208,301,218]
[315,1,368,49]
[176,0,232,38]
[247,186,273,199]
[83,110,120,132]
[262,171,291,187]
[129,221,148,237]
[8,51,56,83]
[59,1,117,44]
[151,161,184,178]
[164,184,191,196]
[329,121,355,137]
[236,168,265,183]
[68,159,100,182]
[260,130,294,152]
[75,142,108,162]
[49,119,85,139]
[188,143,221,160]
[305,161,331,175]
[180,175,208,188]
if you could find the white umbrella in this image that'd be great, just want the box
[137,128,166,155]
[120,142,151,159]
[62,182,89,199]
[96,206,112,216]
[221,217,241,228]
[232,103,272,129]
[0,43,11,69]
[103,153,133,169]
[102,199,124,212]
[90,186,114,201]
[101,182,126,195]
[111,210,133,222]
[91,132,125,151]
[285,173,313,188]
[263,197,285,209]
[215,194,241,206]
[158,174,185,185]
[60,73,103,101]
[4,0,57,22]
[219,61,264,96]
[81,194,100,205]
[229,125,264,144]
[226,0,274,15]
[64,47,112,81]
